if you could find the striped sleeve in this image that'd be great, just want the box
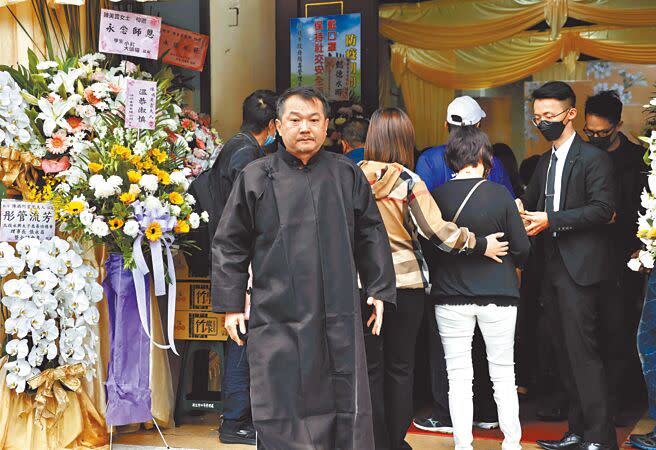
[407,177,485,255]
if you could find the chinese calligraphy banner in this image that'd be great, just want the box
[159,24,209,72]
[99,8,161,60]
[290,13,361,102]
[0,200,55,242]
[125,79,157,130]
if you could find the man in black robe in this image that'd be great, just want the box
[211,86,396,449]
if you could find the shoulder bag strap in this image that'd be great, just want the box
[452,179,486,223]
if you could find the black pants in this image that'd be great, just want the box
[427,299,497,423]
[364,289,425,450]
[541,238,616,445]
[597,278,629,415]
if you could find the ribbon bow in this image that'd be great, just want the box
[131,200,179,355]
[26,363,86,429]
[0,146,41,196]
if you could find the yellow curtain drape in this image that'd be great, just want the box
[393,68,453,150]
[0,3,47,66]
[390,26,656,91]
[380,0,656,50]
[532,61,587,82]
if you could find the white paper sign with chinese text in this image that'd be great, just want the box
[99,9,161,60]
[125,79,157,130]
[0,200,55,242]
[326,57,350,101]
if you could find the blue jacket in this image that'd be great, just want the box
[416,144,515,197]
[345,147,365,164]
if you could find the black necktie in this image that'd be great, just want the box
[545,151,558,213]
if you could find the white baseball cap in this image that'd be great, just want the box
[446,96,486,126]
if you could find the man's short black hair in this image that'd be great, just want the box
[341,118,369,147]
[585,90,622,125]
[276,86,331,119]
[532,81,576,107]
[445,125,493,174]
[242,90,278,134]
[447,123,478,134]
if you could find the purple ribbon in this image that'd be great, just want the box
[131,200,179,355]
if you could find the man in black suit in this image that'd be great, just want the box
[517,81,617,450]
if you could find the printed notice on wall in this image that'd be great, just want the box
[124,79,157,130]
[0,200,55,242]
[99,9,161,60]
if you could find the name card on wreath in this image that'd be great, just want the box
[125,79,157,130]
[0,199,55,242]
[99,8,161,60]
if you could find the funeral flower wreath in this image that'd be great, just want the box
[0,237,102,393]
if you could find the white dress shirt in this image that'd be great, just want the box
[546,131,576,212]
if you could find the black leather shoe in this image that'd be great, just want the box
[578,442,617,450]
[537,432,583,449]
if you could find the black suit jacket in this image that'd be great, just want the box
[521,134,616,286]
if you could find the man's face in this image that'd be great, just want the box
[276,95,329,155]
[584,114,620,137]
[532,98,576,126]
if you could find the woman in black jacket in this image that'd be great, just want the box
[427,126,530,450]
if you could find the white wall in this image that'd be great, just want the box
[210,0,276,138]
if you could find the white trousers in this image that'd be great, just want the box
[435,304,522,450]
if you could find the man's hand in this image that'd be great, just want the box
[608,212,617,224]
[484,232,509,263]
[521,211,549,236]
[225,312,247,346]
[366,297,384,336]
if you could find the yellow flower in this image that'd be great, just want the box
[145,222,162,242]
[130,155,142,165]
[174,220,190,234]
[158,171,171,185]
[649,228,656,239]
[141,159,153,171]
[111,144,131,159]
[127,170,142,183]
[108,217,124,230]
[88,162,103,173]
[169,192,184,205]
[119,192,136,205]
[150,148,168,163]
[65,201,85,215]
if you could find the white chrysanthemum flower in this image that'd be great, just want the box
[90,218,110,237]
[123,220,140,238]
[139,174,159,192]
[189,212,200,229]
[144,195,163,211]
[79,210,93,227]
[200,211,209,222]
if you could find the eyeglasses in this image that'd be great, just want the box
[531,108,570,126]
[583,126,616,138]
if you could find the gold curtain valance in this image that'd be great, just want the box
[390,26,656,91]
[380,0,656,49]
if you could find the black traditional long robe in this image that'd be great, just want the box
[211,146,396,450]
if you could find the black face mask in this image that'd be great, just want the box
[588,132,617,151]
[536,117,567,142]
